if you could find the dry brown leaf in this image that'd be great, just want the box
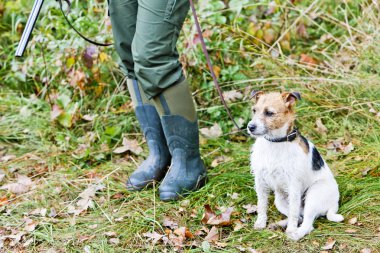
[200,123,223,139]
[114,137,143,155]
[24,218,37,232]
[315,118,328,135]
[348,217,358,225]
[0,174,34,194]
[243,204,258,214]
[143,231,163,244]
[201,205,234,226]
[109,238,120,245]
[79,235,95,243]
[321,237,336,250]
[68,184,105,215]
[104,231,117,237]
[0,154,16,162]
[204,226,219,242]
[300,54,318,66]
[50,104,63,121]
[223,90,243,103]
[82,114,96,121]
[297,23,308,38]
[211,156,232,168]
[343,142,354,154]
[215,241,228,248]
[163,217,178,230]
[233,220,244,231]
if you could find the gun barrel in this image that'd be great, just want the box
[15,0,45,57]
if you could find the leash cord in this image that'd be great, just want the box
[188,0,249,137]
[57,0,112,47]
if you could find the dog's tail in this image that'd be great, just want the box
[326,209,344,222]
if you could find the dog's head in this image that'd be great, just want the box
[247,91,301,138]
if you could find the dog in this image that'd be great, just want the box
[247,91,344,241]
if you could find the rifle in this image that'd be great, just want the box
[15,0,44,57]
[15,0,111,57]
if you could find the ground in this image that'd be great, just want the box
[0,0,380,252]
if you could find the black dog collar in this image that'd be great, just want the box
[264,128,299,143]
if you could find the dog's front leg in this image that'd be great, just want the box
[286,183,302,234]
[254,181,270,229]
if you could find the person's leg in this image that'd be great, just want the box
[109,0,171,190]
[133,0,207,201]
[108,0,138,78]
[125,79,171,190]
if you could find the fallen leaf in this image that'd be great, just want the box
[50,104,63,121]
[143,231,163,244]
[0,154,16,162]
[113,138,143,155]
[211,156,232,168]
[30,208,47,217]
[201,205,234,226]
[343,142,354,154]
[315,118,328,134]
[223,90,243,103]
[0,174,5,183]
[79,235,95,243]
[213,65,221,78]
[360,249,371,253]
[215,241,228,247]
[163,217,178,230]
[24,218,37,232]
[242,204,257,214]
[104,231,117,237]
[0,174,34,194]
[348,217,358,225]
[297,23,308,38]
[321,237,336,250]
[68,184,104,215]
[0,196,9,207]
[233,220,244,231]
[300,54,318,66]
[82,114,96,121]
[200,123,223,139]
[109,238,119,245]
[204,226,219,242]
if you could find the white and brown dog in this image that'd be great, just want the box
[247,91,344,241]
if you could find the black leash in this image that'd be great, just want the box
[57,0,112,47]
[188,0,249,137]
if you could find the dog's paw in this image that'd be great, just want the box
[254,220,266,230]
[286,230,303,241]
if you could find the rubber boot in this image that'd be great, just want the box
[158,115,207,201]
[152,79,207,201]
[125,79,171,191]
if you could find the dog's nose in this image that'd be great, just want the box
[248,124,257,133]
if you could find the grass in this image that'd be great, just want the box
[1,0,380,252]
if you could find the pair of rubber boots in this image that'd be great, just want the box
[126,79,207,201]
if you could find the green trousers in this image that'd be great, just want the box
[109,0,189,99]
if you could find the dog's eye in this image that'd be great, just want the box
[252,108,256,113]
[265,110,275,116]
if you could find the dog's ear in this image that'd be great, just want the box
[250,90,264,102]
[281,92,301,107]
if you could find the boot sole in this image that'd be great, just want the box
[159,173,208,201]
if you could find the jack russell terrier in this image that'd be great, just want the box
[247,91,344,241]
